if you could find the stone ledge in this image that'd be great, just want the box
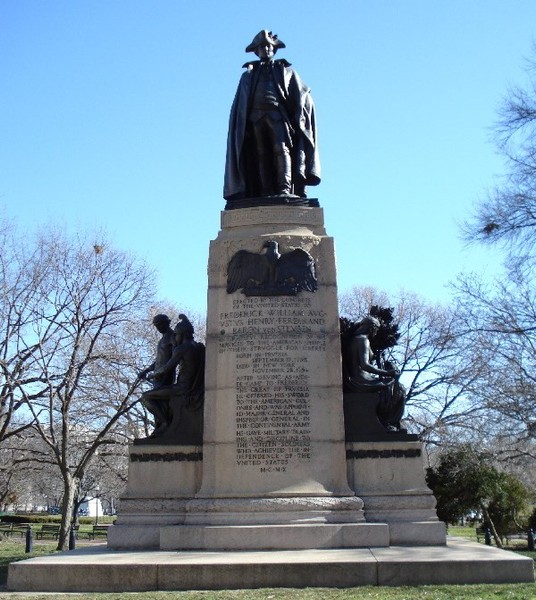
[221,205,324,229]
[387,521,447,546]
[160,522,388,550]
[8,538,534,592]
[185,495,363,513]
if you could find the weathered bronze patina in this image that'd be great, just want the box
[341,311,414,441]
[224,30,320,208]
[136,314,205,445]
[227,240,317,296]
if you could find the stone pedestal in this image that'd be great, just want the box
[346,441,447,545]
[164,205,387,549]
[108,205,446,551]
[201,206,349,498]
[107,445,202,549]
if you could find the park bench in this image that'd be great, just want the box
[0,523,30,538]
[89,524,110,540]
[36,524,61,539]
[73,524,97,539]
[10,524,30,538]
[504,530,530,545]
[0,523,15,537]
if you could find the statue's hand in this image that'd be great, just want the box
[138,369,152,379]
[147,367,165,381]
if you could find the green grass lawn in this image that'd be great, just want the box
[0,538,57,591]
[447,525,479,540]
[1,528,534,600]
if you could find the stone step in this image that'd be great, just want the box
[8,538,534,592]
[159,522,389,550]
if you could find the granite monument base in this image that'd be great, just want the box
[160,521,389,551]
[108,444,390,551]
[109,206,444,552]
[172,204,381,551]
[107,444,202,550]
[110,440,447,549]
[346,441,447,545]
[8,539,534,592]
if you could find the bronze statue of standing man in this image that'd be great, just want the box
[224,30,321,204]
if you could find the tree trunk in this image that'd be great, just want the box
[57,474,79,551]
[72,491,84,528]
[481,504,503,549]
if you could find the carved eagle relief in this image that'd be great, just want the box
[226,240,318,296]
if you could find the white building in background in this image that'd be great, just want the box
[79,497,104,518]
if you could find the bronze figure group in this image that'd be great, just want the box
[340,311,407,434]
[137,314,205,444]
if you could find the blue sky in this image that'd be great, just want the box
[2,1,534,314]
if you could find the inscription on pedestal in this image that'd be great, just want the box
[218,295,327,473]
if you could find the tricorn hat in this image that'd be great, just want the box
[245,30,286,53]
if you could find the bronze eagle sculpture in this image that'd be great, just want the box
[227,240,317,296]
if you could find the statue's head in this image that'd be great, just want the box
[355,316,381,338]
[246,30,285,60]
[174,314,194,344]
[152,314,171,333]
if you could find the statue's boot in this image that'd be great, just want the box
[274,150,294,196]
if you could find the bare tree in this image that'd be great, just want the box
[0,445,23,510]
[1,224,155,549]
[452,271,536,463]
[464,51,536,267]
[0,218,49,442]
[457,49,536,487]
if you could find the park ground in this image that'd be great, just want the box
[0,526,534,599]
